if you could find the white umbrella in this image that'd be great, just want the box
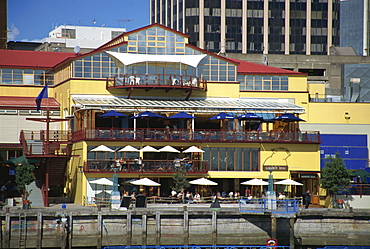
[189,177,218,185]
[274,179,303,186]
[90,145,115,152]
[90,177,116,186]
[159,145,180,153]
[131,177,161,186]
[274,179,303,197]
[118,145,139,152]
[241,178,268,185]
[182,146,205,153]
[140,145,159,152]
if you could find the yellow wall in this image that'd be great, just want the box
[1,85,56,98]
[206,82,240,98]
[308,82,326,96]
[307,102,370,124]
[288,76,308,92]
[208,143,320,179]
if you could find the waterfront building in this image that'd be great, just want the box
[0,24,369,207]
[150,0,340,55]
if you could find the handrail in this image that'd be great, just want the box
[106,73,207,90]
[73,127,320,143]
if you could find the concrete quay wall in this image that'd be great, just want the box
[1,206,370,249]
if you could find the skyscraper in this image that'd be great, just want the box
[151,0,340,55]
[340,0,369,56]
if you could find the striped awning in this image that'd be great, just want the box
[72,95,305,114]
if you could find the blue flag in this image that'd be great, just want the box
[36,85,48,111]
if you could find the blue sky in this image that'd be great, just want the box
[7,0,150,42]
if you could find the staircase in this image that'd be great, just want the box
[26,181,44,208]
[48,157,69,186]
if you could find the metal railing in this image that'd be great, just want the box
[239,198,300,214]
[20,130,72,156]
[106,73,207,91]
[73,128,320,144]
[85,159,208,173]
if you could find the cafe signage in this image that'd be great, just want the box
[263,165,288,171]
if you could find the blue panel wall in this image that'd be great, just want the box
[320,134,368,170]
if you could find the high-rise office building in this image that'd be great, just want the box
[340,0,369,56]
[150,0,340,55]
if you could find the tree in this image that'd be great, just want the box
[321,152,351,197]
[15,162,36,197]
[172,167,190,193]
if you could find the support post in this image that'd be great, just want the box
[156,211,161,246]
[290,217,295,249]
[142,214,147,246]
[127,212,132,246]
[97,212,102,249]
[212,210,217,245]
[184,208,189,245]
[271,216,277,239]
[37,212,42,249]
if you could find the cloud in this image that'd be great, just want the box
[8,24,20,41]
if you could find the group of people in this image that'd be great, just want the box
[171,190,201,202]
[111,157,143,171]
[173,157,193,170]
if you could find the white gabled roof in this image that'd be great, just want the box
[105,51,207,68]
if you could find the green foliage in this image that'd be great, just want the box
[321,153,352,196]
[172,167,190,192]
[15,162,36,195]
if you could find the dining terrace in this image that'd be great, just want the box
[106,73,207,91]
[85,159,208,174]
[73,128,321,143]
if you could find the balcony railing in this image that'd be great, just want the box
[85,159,208,174]
[73,128,320,143]
[106,73,207,91]
[20,130,72,156]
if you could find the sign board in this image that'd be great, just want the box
[263,165,288,171]
[299,174,317,178]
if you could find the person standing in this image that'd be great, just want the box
[304,189,311,209]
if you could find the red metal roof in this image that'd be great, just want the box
[229,58,304,75]
[0,49,77,69]
[0,96,60,110]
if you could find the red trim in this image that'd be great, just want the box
[0,96,60,109]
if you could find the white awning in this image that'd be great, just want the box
[72,95,305,114]
[105,51,207,68]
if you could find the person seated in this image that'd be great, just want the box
[173,157,182,168]
[193,192,201,202]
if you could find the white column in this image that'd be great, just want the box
[284,0,290,55]
[363,0,369,56]
[199,0,205,49]
[306,0,311,55]
[242,0,248,54]
[263,0,269,54]
[220,0,226,53]
[327,0,333,55]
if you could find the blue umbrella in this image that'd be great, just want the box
[209,112,234,120]
[273,113,305,122]
[130,111,166,128]
[130,111,166,119]
[100,110,126,128]
[168,112,196,129]
[168,111,196,119]
[235,113,263,120]
[100,110,127,117]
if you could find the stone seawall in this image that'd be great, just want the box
[1,205,370,249]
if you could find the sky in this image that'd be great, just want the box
[7,0,150,42]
